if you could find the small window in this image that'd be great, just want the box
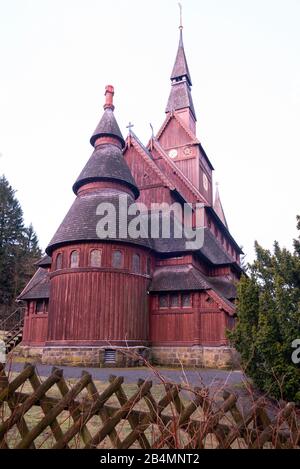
[146,257,151,276]
[159,294,168,308]
[90,249,102,267]
[70,250,79,268]
[35,300,44,314]
[132,254,140,273]
[170,294,179,308]
[112,250,123,268]
[182,293,191,307]
[56,253,63,270]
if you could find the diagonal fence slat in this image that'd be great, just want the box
[52,375,124,449]
[0,363,299,449]
[107,375,150,449]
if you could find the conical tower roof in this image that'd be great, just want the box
[46,86,140,255]
[73,86,139,198]
[166,29,196,120]
[171,30,192,85]
[213,184,228,229]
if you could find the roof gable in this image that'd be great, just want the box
[155,112,199,146]
[150,139,208,204]
[124,134,175,191]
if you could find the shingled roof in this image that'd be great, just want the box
[73,144,139,198]
[18,268,50,300]
[46,192,153,254]
[166,30,196,120]
[149,264,237,302]
[213,185,228,229]
[90,108,125,148]
[166,82,196,120]
[35,254,51,267]
[208,276,237,300]
[171,30,192,85]
[150,265,210,292]
[199,228,233,265]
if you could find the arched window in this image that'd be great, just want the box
[56,253,63,270]
[70,250,79,268]
[132,254,140,273]
[90,249,102,267]
[112,250,123,268]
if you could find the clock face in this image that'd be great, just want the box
[168,148,178,159]
[203,173,209,191]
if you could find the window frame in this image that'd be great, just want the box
[112,249,124,269]
[158,293,192,310]
[182,293,192,308]
[132,253,140,274]
[90,248,102,268]
[170,293,180,308]
[35,300,44,314]
[70,250,79,269]
[55,252,63,270]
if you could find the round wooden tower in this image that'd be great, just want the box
[41,86,153,366]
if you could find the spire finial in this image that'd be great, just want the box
[178,3,183,30]
[104,85,115,111]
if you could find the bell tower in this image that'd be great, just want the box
[156,9,213,205]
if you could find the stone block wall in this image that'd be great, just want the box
[10,345,151,368]
[151,346,240,369]
[10,345,239,369]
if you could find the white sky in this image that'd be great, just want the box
[0,0,299,262]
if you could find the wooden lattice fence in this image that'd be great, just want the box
[0,363,299,449]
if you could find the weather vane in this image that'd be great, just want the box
[178,2,183,30]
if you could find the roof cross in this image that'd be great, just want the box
[126,122,134,135]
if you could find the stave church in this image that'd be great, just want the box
[16,23,243,368]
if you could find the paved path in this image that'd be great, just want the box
[6,362,245,389]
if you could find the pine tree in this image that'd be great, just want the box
[228,223,300,402]
[0,175,41,319]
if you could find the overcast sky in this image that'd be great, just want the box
[0,0,299,262]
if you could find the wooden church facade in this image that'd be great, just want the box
[17,28,242,368]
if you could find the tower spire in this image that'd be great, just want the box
[165,11,196,121]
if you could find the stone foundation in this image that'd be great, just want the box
[9,346,44,364]
[151,346,240,369]
[10,345,150,368]
[10,345,239,369]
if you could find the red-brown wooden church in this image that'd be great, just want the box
[16,26,243,368]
